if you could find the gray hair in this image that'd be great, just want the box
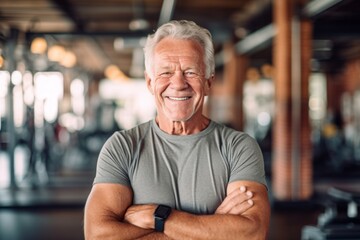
[143,20,215,79]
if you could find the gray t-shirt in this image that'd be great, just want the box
[94,119,266,214]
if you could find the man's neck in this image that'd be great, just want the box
[155,116,210,135]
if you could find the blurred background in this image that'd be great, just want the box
[1,0,360,239]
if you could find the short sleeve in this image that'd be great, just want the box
[93,132,131,186]
[228,133,267,188]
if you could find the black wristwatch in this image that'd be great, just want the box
[154,204,172,232]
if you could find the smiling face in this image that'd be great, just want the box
[146,37,211,128]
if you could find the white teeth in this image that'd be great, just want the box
[168,96,189,101]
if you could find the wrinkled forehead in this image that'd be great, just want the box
[153,38,205,65]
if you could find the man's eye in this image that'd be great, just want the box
[160,72,172,77]
[184,71,196,77]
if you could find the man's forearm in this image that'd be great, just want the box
[124,185,269,240]
[85,217,151,240]
[124,205,266,240]
[163,209,265,240]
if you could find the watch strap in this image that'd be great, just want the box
[154,205,171,232]
[155,217,165,232]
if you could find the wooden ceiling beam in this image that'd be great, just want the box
[51,0,85,31]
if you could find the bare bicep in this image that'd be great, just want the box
[85,183,133,221]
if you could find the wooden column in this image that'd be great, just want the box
[272,0,313,200]
[222,42,248,131]
[299,12,313,199]
[343,58,360,94]
[326,73,344,117]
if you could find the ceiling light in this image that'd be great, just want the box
[48,45,65,62]
[105,64,128,80]
[0,55,4,68]
[30,37,48,54]
[60,51,77,68]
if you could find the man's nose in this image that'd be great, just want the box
[170,71,188,89]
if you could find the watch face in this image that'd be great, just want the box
[155,205,171,218]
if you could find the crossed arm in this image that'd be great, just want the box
[84,180,270,240]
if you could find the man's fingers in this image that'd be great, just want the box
[228,199,254,215]
[215,186,254,214]
[222,186,247,206]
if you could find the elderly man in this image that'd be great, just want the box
[84,20,270,239]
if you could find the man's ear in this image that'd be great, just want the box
[204,75,214,96]
[145,72,154,95]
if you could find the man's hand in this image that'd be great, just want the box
[215,186,254,215]
[124,204,157,229]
